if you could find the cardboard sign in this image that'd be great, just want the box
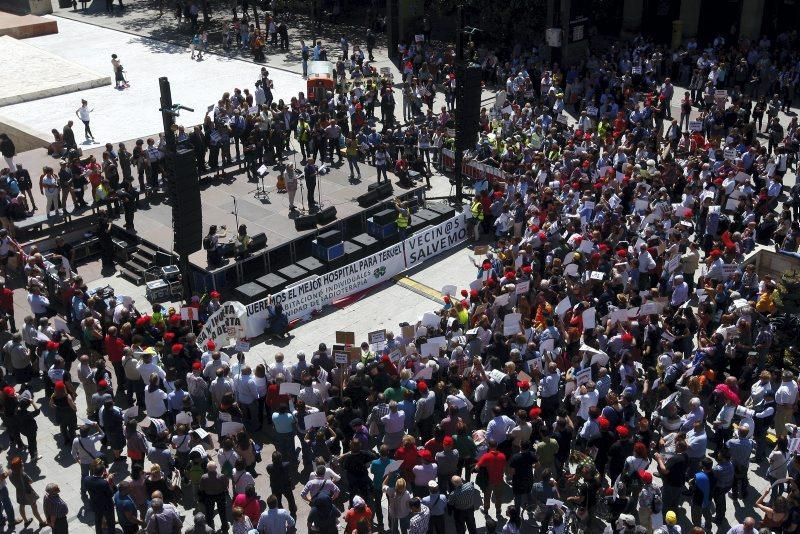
[348,346,362,362]
[304,411,327,429]
[279,382,302,396]
[473,245,489,255]
[401,325,416,341]
[334,351,349,365]
[235,340,250,352]
[336,331,356,345]
[180,307,199,321]
[368,329,387,346]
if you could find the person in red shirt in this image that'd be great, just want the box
[104,325,127,394]
[0,280,13,331]
[475,439,507,518]
[231,486,261,525]
[343,495,373,532]
[394,435,419,483]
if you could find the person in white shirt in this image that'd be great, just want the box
[573,381,599,424]
[775,370,798,438]
[748,370,773,408]
[670,275,689,307]
[137,352,166,384]
[75,99,94,140]
[235,367,261,430]
[144,373,168,419]
[486,405,516,447]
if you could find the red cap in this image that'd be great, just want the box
[46,341,59,351]
[572,181,580,190]
[616,249,628,257]
[598,243,610,252]
[443,295,451,303]
[164,332,176,342]
[136,316,150,327]
[419,449,433,462]
[517,380,530,389]
[574,236,583,243]
[597,416,610,430]
[192,361,202,370]
[528,407,542,419]
[98,379,109,389]
[2,386,15,396]
[207,340,216,350]
[461,289,468,297]
[171,343,184,355]
[522,265,533,274]
[685,209,693,217]
[443,436,454,447]
[417,380,428,392]
[638,470,653,484]
[210,291,221,299]
[710,249,722,258]
[169,314,181,324]
[616,425,630,438]
[582,160,590,168]
[530,225,539,233]
[469,289,479,297]
[622,333,634,343]
[54,381,65,391]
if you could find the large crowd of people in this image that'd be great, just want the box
[5,7,800,534]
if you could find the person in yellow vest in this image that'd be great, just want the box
[469,195,484,242]
[396,206,410,238]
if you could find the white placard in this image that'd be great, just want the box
[414,366,434,380]
[528,357,543,373]
[540,338,555,352]
[516,280,530,294]
[235,340,250,352]
[441,285,457,297]
[304,412,328,429]
[689,120,703,132]
[421,312,440,329]
[221,422,245,436]
[564,252,576,265]
[556,297,571,317]
[667,255,680,273]
[635,199,649,211]
[176,412,193,425]
[123,406,138,420]
[585,106,598,116]
[36,331,50,342]
[493,293,510,307]
[217,412,232,423]
[427,336,447,348]
[383,459,405,476]
[334,351,349,365]
[590,352,609,366]
[575,367,592,386]
[421,343,439,358]
[589,271,604,281]
[546,498,565,508]
[469,279,483,291]
[582,307,596,330]
[564,263,579,277]
[279,382,302,395]
[368,329,387,346]
[578,240,594,254]
[490,369,507,383]
[725,198,740,211]
[504,313,522,336]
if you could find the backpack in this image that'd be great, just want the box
[187,461,204,485]
[221,454,234,476]
[650,489,662,514]
[202,236,212,250]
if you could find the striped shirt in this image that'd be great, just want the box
[43,493,69,519]
[447,482,477,510]
[409,505,430,534]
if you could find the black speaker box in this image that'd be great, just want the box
[171,149,203,255]
[455,65,482,151]
[316,206,337,225]
[294,213,318,231]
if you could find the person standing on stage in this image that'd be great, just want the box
[304,159,318,211]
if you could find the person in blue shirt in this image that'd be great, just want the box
[689,457,714,529]
[370,445,392,532]
[114,481,141,534]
